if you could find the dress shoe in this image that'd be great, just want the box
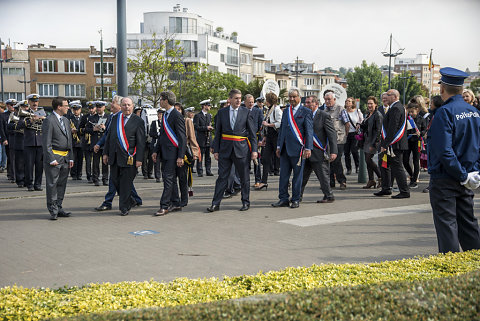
[94,181,100,186]
[49,213,58,220]
[391,193,410,199]
[206,172,214,176]
[206,205,220,212]
[290,201,300,208]
[58,211,71,217]
[374,190,392,196]
[272,200,290,207]
[120,211,129,216]
[95,205,112,211]
[156,178,161,183]
[27,186,34,191]
[223,192,233,199]
[197,173,203,177]
[239,204,249,211]
[232,188,241,196]
[17,184,24,188]
[154,208,169,216]
[34,186,43,191]
[317,197,335,203]
[168,205,182,212]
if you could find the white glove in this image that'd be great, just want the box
[461,171,480,190]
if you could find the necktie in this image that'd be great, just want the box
[384,106,389,114]
[60,117,66,133]
[124,116,129,126]
[231,109,237,129]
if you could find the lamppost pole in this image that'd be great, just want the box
[99,29,104,100]
[381,34,404,90]
[117,0,128,97]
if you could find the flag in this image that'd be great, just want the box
[381,153,388,169]
[428,49,434,71]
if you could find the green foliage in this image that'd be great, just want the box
[2,251,480,320]
[243,79,264,99]
[469,78,480,95]
[388,71,428,105]
[346,60,385,111]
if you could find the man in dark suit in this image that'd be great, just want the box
[272,88,313,209]
[301,95,337,203]
[244,94,263,186]
[193,99,213,177]
[374,89,410,199]
[42,97,74,220]
[207,89,258,212]
[67,102,83,180]
[103,97,145,216]
[0,99,16,182]
[152,91,186,216]
[149,108,164,183]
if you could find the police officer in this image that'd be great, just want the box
[22,94,45,191]
[81,101,97,183]
[428,67,480,253]
[7,100,28,187]
[68,101,84,180]
[1,99,16,182]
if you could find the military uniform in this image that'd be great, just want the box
[1,99,16,182]
[85,101,108,186]
[80,102,96,183]
[428,67,480,253]
[68,102,84,180]
[7,101,28,187]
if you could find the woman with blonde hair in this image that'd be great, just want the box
[462,89,475,105]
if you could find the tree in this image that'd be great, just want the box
[388,71,428,105]
[469,78,480,95]
[346,60,385,111]
[244,79,264,98]
[128,33,200,108]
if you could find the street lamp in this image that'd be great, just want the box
[381,33,404,89]
[283,56,304,89]
[0,37,13,102]
[17,67,36,100]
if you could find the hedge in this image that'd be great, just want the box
[1,250,480,320]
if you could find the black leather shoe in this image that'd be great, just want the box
[374,190,392,196]
[290,201,300,208]
[95,205,112,211]
[34,186,43,191]
[198,173,203,177]
[206,205,220,212]
[391,193,410,199]
[239,204,249,211]
[58,211,71,217]
[271,200,290,207]
[223,193,233,199]
[27,186,34,191]
[318,198,335,203]
[232,188,241,196]
[120,211,129,216]
[94,181,100,186]
[49,213,58,220]
[206,172,214,176]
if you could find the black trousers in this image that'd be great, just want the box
[212,152,250,206]
[6,144,15,180]
[261,133,278,184]
[24,146,43,188]
[70,147,83,178]
[344,132,359,171]
[365,152,381,181]
[142,145,154,177]
[330,144,346,184]
[379,149,409,194]
[92,150,108,183]
[84,149,93,180]
[14,149,24,186]
[430,177,480,253]
[160,158,182,209]
[301,158,333,199]
[176,164,188,207]
[403,139,420,182]
[154,156,163,179]
[110,163,137,213]
[197,146,212,175]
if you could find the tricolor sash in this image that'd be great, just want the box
[222,134,251,152]
[313,134,328,151]
[117,113,136,158]
[381,111,407,145]
[287,106,304,146]
[163,113,179,148]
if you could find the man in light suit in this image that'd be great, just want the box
[103,97,145,216]
[152,91,187,216]
[42,97,74,220]
[301,95,338,203]
[272,88,313,209]
[207,89,258,212]
[374,89,410,199]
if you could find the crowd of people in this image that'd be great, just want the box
[0,67,479,254]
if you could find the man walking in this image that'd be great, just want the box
[193,99,213,177]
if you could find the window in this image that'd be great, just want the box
[226,47,238,66]
[208,65,218,72]
[291,80,298,87]
[304,78,314,86]
[220,54,225,62]
[304,91,315,97]
[278,80,287,89]
[240,53,251,65]
[37,60,58,73]
[64,60,85,73]
[169,17,197,33]
[2,67,23,75]
[95,86,113,99]
[270,66,276,72]
[241,73,252,84]
[127,40,139,49]
[227,68,238,76]
[208,42,219,52]
[4,92,24,100]
[38,83,58,97]
[65,84,86,97]
[94,62,114,75]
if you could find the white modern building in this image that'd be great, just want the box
[394,54,440,95]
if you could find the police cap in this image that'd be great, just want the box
[185,107,195,113]
[438,67,469,87]
[86,101,96,109]
[5,99,17,105]
[26,94,40,101]
[199,99,211,106]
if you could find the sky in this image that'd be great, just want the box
[2,0,479,72]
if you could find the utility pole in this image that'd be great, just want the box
[99,29,104,100]
[381,34,404,89]
[117,0,127,97]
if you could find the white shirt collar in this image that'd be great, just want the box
[53,111,63,120]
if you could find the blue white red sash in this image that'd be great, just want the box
[287,106,303,146]
[381,111,407,145]
[313,134,328,151]
[163,112,179,147]
[117,113,136,157]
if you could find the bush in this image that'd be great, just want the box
[1,250,480,320]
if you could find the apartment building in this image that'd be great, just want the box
[394,54,440,95]
[1,42,30,101]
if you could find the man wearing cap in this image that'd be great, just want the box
[245,94,264,187]
[7,100,29,187]
[428,67,480,253]
[86,101,109,186]
[80,102,97,183]
[1,99,17,181]
[67,102,84,180]
[193,99,213,177]
[374,89,410,199]
[22,94,45,191]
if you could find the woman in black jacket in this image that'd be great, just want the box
[403,101,427,189]
[361,96,383,189]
